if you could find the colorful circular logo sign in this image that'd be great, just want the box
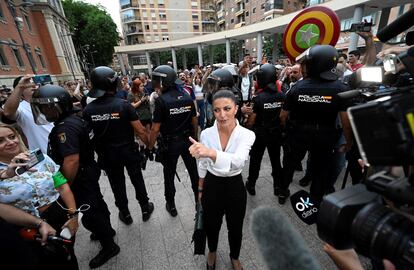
[283,6,340,61]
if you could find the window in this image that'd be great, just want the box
[142,11,147,17]
[120,0,131,9]
[0,45,9,66]
[122,10,134,21]
[261,3,265,9]
[159,12,166,19]
[231,8,234,12]
[12,46,24,67]
[191,2,198,7]
[160,24,168,30]
[162,35,169,41]
[26,46,37,70]
[246,11,249,17]
[145,24,150,30]
[24,14,33,32]
[0,3,5,20]
[35,47,46,69]
[192,14,198,20]
[153,23,158,30]
[158,0,164,4]
[193,24,199,30]
[151,12,156,18]
[154,36,160,41]
[253,7,256,13]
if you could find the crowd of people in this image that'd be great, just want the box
[0,29,409,270]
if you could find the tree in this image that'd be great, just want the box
[62,0,120,70]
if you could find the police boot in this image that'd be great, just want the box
[299,175,312,187]
[89,239,120,269]
[141,202,155,222]
[245,180,256,196]
[119,208,133,225]
[166,201,178,217]
[278,189,290,205]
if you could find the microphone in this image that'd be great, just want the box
[251,206,322,270]
[377,8,414,43]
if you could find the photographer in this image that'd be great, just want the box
[3,75,53,154]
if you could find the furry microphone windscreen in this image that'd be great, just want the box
[251,206,322,270]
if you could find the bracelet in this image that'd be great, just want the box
[36,219,44,228]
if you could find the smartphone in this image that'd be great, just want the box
[15,149,45,175]
[348,22,372,32]
[33,74,52,85]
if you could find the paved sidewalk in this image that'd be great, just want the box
[75,152,340,270]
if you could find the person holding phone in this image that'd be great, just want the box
[0,123,79,269]
[3,75,53,154]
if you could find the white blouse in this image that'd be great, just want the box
[197,120,256,178]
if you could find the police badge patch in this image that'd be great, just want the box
[58,132,66,143]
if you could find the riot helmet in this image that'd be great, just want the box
[222,64,239,85]
[204,69,234,94]
[88,66,119,98]
[151,65,182,90]
[256,63,277,89]
[297,45,338,81]
[31,84,73,124]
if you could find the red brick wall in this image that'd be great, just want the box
[0,1,60,76]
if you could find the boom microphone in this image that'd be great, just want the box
[251,206,322,270]
[377,8,414,43]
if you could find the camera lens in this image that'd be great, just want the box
[352,202,414,268]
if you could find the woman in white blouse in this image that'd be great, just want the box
[189,90,255,270]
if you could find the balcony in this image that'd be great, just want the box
[122,16,141,23]
[216,0,223,4]
[235,8,245,17]
[125,28,144,36]
[217,10,224,18]
[234,21,245,28]
[235,0,242,3]
[217,18,225,25]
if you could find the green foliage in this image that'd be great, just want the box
[62,0,120,67]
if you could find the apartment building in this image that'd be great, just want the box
[215,0,305,57]
[120,0,215,69]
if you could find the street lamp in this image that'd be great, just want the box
[6,0,36,74]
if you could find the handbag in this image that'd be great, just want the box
[192,202,206,255]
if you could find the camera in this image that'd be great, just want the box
[317,13,414,269]
[15,148,45,175]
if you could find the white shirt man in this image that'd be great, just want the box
[3,75,53,153]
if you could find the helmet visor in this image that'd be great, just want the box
[30,97,62,124]
[203,75,221,94]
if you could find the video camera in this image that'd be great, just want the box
[317,8,414,269]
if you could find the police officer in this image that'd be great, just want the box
[279,45,352,205]
[204,68,243,128]
[245,64,285,196]
[31,84,119,268]
[148,65,199,217]
[83,66,154,224]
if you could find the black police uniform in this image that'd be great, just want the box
[48,114,116,244]
[281,78,348,203]
[83,95,150,213]
[153,86,199,204]
[247,84,285,194]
